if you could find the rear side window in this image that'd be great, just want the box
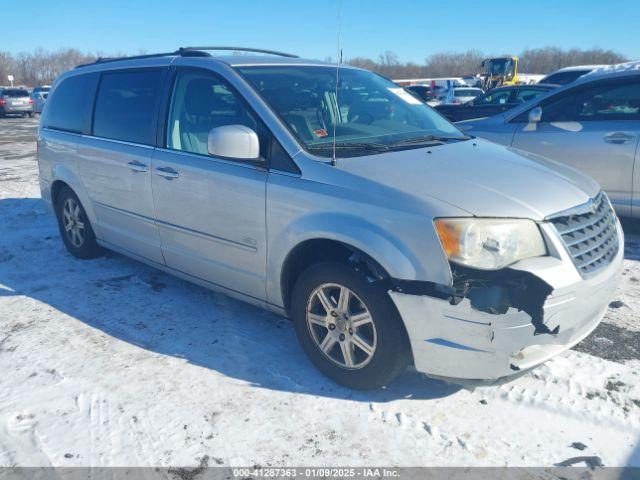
[93,69,163,145]
[44,74,99,133]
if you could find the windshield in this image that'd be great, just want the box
[485,59,515,77]
[454,88,483,97]
[236,65,466,158]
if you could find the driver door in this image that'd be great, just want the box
[151,68,269,300]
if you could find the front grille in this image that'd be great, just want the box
[549,192,619,276]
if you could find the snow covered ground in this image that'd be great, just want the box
[0,117,639,468]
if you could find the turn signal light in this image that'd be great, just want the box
[434,220,461,258]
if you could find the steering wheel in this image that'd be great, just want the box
[349,111,374,125]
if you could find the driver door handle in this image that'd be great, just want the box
[155,166,180,179]
[604,132,635,144]
[127,161,147,173]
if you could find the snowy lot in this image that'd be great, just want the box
[0,117,639,468]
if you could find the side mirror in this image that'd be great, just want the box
[208,125,260,160]
[528,106,542,123]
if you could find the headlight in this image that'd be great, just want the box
[434,218,547,270]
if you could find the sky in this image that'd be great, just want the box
[3,0,639,63]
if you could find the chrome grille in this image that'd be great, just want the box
[549,192,619,276]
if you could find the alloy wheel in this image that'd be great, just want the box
[306,283,377,369]
[62,198,85,248]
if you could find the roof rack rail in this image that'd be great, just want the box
[177,46,299,58]
[75,51,178,68]
[74,46,299,69]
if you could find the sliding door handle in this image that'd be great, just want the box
[155,166,180,179]
[604,132,635,144]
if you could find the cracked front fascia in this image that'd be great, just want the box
[388,220,623,379]
[391,263,557,336]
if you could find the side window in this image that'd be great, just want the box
[93,69,163,145]
[514,88,547,104]
[541,79,640,122]
[166,70,267,159]
[475,90,511,105]
[44,74,98,133]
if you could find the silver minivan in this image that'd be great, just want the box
[38,48,624,389]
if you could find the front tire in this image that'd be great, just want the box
[55,186,103,259]
[291,262,410,389]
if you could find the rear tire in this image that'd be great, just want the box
[291,262,410,389]
[55,186,103,259]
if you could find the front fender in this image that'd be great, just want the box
[266,212,451,308]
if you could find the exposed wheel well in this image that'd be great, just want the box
[280,239,389,316]
[50,180,71,207]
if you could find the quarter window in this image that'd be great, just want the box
[93,69,163,145]
[166,70,265,158]
[44,74,99,133]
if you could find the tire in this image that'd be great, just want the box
[28,112,34,118]
[291,262,410,389]
[55,186,103,259]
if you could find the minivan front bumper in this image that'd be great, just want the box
[389,221,624,380]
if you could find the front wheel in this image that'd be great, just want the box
[291,262,410,389]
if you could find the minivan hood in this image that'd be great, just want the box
[336,139,600,220]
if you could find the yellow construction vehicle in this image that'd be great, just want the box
[480,56,519,90]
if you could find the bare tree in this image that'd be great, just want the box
[519,47,628,73]
[0,51,16,85]
[423,50,485,77]
[346,47,629,79]
[0,46,631,87]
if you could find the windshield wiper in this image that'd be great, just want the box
[387,134,472,148]
[307,142,390,152]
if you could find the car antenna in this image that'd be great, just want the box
[331,0,342,167]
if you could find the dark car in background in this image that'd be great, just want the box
[0,87,34,117]
[539,65,604,85]
[404,84,434,102]
[435,84,556,122]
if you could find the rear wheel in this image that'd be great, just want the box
[55,186,103,259]
[291,262,410,389]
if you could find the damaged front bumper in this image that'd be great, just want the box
[389,221,624,380]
